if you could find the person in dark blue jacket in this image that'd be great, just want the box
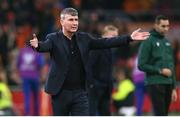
[29,7,150,116]
[88,25,119,115]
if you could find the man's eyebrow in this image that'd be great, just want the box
[161,25,169,27]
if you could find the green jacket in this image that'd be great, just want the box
[138,29,176,88]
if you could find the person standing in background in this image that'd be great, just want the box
[138,15,177,116]
[16,45,45,116]
[29,7,150,116]
[88,25,119,116]
[0,66,17,116]
[112,68,136,116]
[132,55,146,116]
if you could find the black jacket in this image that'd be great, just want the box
[36,31,132,95]
[88,48,113,87]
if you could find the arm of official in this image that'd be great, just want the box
[138,39,160,74]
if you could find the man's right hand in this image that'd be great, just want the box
[160,68,172,77]
[30,34,38,48]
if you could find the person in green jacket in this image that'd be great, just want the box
[138,15,177,116]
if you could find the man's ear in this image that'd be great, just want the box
[154,23,158,29]
[60,19,63,26]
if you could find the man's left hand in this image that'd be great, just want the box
[171,89,177,102]
[131,28,150,40]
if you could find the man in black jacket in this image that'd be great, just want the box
[30,7,149,116]
[88,25,119,116]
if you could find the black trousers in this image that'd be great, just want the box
[88,85,111,116]
[51,89,89,116]
[147,84,173,116]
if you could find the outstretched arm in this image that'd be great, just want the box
[89,28,150,50]
[30,33,53,52]
[131,28,150,41]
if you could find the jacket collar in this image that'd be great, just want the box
[150,29,164,39]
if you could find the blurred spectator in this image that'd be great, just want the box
[111,19,130,68]
[112,68,136,116]
[88,25,119,116]
[16,45,45,115]
[0,67,17,116]
[0,23,9,69]
[15,23,32,49]
[132,55,146,116]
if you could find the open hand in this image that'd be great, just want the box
[131,28,150,40]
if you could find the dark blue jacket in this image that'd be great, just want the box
[36,31,132,95]
[88,48,113,87]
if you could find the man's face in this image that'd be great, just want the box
[155,19,169,35]
[102,30,118,38]
[60,14,79,33]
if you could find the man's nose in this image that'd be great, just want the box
[73,21,78,25]
[164,27,169,31]
[165,28,169,31]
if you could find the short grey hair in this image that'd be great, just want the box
[60,8,78,19]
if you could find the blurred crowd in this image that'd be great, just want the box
[0,0,180,116]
